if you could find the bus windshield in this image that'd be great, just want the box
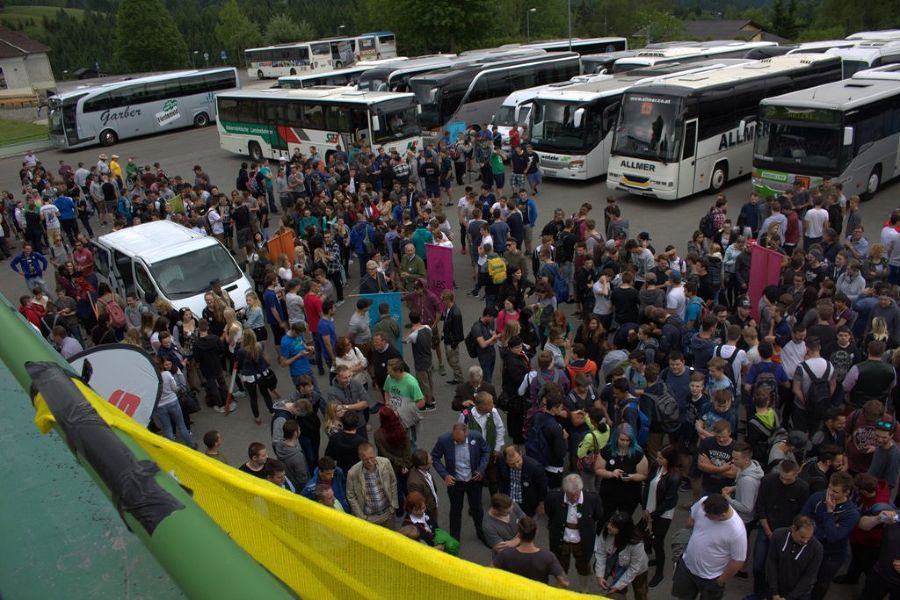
[613,94,682,163]
[372,101,420,144]
[531,100,591,152]
[149,245,242,300]
[842,60,869,79]
[754,112,845,174]
[493,105,519,127]
[411,79,467,130]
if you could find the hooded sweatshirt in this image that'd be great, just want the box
[271,400,296,446]
[274,440,310,490]
[690,333,717,372]
[729,460,764,522]
[801,491,861,559]
[766,526,823,600]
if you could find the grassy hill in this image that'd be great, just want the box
[0,5,85,39]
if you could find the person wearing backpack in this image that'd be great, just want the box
[519,351,571,438]
[610,378,650,449]
[642,364,681,461]
[747,388,786,466]
[791,337,836,433]
[713,324,749,393]
[95,282,127,340]
[467,307,500,384]
[525,391,568,490]
[743,341,790,423]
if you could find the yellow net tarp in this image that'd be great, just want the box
[36,380,589,600]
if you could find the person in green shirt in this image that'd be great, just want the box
[411,225,433,261]
[399,241,426,292]
[490,147,506,194]
[383,358,425,445]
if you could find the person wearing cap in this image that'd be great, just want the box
[637,231,655,255]
[96,153,110,176]
[768,430,810,472]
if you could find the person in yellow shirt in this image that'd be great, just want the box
[109,154,123,187]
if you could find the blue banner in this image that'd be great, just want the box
[361,292,403,354]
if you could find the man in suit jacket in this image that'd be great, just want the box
[451,365,497,411]
[544,473,603,592]
[441,289,466,384]
[406,448,440,527]
[431,423,490,542]
[497,444,548,517]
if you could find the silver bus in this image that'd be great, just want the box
[48,68,239,148]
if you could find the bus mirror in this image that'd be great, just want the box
[372,116,380,130]
[416,105,422,114]
[843,127,853,146]
[573,108,585,128]
[738,119,747,131]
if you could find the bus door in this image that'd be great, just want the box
[678,119,699,198]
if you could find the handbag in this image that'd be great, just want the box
[177,386,200,414]
[253,325,269,341]
[577,431,601,473]
[432,528,460,556]
[260,368,278,391]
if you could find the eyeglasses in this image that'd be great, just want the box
[875,420,894,431]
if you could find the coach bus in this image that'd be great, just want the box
[356,54,461,92]
[610,41,776,73]
[355,32,398,60]
[245,37,360,79]
[48,68,238,148]
[846,30,900,41]
[216,86,421,161]
[410,51,581,142]
[606,54,843,200]
[276,58,405,89]
[827,41,900,78]
[752,65,900,199]
[528,60,750,180]
[519,37,627,55]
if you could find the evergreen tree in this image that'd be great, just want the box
[216,0,263,67]
[265,14,315,46]
[114,0,189,71]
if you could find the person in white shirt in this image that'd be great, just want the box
[790,337,835,433]
[666,271,687,321]
[672,494,747,599]
[457,390,506,454]
[803,197,830,248]
[712,324,749,390]
[779,325,807,383]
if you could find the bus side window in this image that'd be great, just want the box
[682,121,697,160]
[92,243,110,278]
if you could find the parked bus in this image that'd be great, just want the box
[528,60,750,180]
[519,37,628,55]
[276,58,405,89]
[610,41,777,73]
[753,64,900,199]
[216,86,421,162]
[355,32,398,60]
[356,54,459,92]
[846,30,900,41]
[48,68,238,149]
[245,37,359,79]
[606,54,843,200]
[410,51,581,141]
[827,41,900,78]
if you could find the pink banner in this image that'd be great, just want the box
[747,242,784,321]
[426,244,454,297]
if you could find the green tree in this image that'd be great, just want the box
[216,0,263,67]
[770,0,798,40]
[114,0,188,71]
[265,13,315,45]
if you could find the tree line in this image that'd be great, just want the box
[24,0,900,78]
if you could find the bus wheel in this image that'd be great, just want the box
[193,112,210,128]
[865,166,881,200]
[710,162,728,192]
[99,129,118,146]
[289,68,297,76]
[249,142,263,161]
[257,70,264,80]
[334,61,343,69]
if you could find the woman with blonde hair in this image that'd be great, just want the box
[241,290,267,342]
[323,401,345,438]
[334,336,369,387]
[861,316,890,359]
[201,291,227,336]
[235,328,275,423]
[500,320,521,347]
[862,243,889,284]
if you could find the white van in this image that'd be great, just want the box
[90,221,253,316]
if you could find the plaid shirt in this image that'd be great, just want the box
[324,239,342,275]
[363,469,389,515]
[509,467,523,505]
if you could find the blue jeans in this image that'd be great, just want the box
[479,355,496,384]
[154,401,194,447]
[312,332,325,374]
[752,529,770,596]
[25,276,47,293]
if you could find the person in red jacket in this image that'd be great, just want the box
[18,294,45,330]
[833,472,892,585]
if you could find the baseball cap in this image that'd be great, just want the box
[739,296,751,308]
[787,430,810,450]
[638,232,651,241]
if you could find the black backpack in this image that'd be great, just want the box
[750,362,780,407]
[714,345,739,387]
[699,208,716,238]
[644,383,681,433]
[465,325,481,359]
[801,362,833,418]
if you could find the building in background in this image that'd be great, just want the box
[0,26,55,99]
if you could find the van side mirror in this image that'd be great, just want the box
[843,126,854,146]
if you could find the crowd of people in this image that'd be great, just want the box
[4,139,900,600]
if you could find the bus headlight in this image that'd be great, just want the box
[568,160,584,169]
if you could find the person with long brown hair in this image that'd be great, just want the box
[236,328,275,424]
[374,405,412,503]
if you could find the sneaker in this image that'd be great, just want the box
[336,300,345,308]
[468,289,479,297]
[423,403,437,412]
[230,400,238,410]
[212,405,225,413]
[648,573,664,589]
[438,364,447,376]
[254,417,262,424]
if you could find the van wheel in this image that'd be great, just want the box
[257,69,264,80]
[193,112,210,128]
[99,129,118,146]
[249,142,263,161]
[710,162,728,192]
[864,166,881,200]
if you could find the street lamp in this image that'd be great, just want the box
[526,8,537,43]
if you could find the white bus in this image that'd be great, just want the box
[276,58,405,89]
[356,54,458,92]
[610,41,777,73]
[216,86,421,162]
[409,51,581,142]
[245,38,357,79]
[528,60,750,180]
[753,65,900,199]
[519,37,628,55]
[846,30,900,41]
[355,32,398,61]
[47,68,238,148]
[827,41,900,78]
[607,54,843,200]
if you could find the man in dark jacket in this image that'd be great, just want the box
[451,365,497,412]
[371,331,407,395]
[497,445,548,517]
[442,290,465,384]
[193,319,228,411]
[431,423,490,542]
[752,459,810,599]
[545,473,603,592]
[324,411,367,474]
[765,516,823,600]
[526,392,568,490]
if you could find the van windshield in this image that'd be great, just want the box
[149,244,242,300]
